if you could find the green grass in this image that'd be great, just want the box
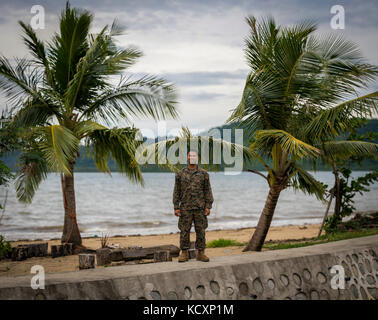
[206,238,246,248]
[205,228,378,251]
[262,228,378,250]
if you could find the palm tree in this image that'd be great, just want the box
[227,16,378,251]
[0,2,178,247]
[316,118,378,237]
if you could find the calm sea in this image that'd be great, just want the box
[0,171,377,241]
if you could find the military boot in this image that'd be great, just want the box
[178,249,189,262]
[196,249,209,262]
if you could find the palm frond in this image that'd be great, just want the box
[64,22,143,112]
[304,92,378,141]
[320,140,378,160]
[80,75,178,125]
[18,20,57,89]
[226,71,285,136]
[12,99,59,127]
[244,15,279,71]
[49,2,92,93]
[14,152,48,203]
[73,120,106,139]
[0,56,46,107]
[254,129,321,159]
[18,21,48,67]
[38,125,79,174]
[289,164,327,201]
[277,21,318,95]
[314,33,378,89]
[86,127,144,184]
[63,26,108,111]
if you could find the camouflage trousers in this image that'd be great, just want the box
[178,209,208,250]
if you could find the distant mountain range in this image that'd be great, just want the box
[2,119,377,172]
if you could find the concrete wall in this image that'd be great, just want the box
[0,235,377,300]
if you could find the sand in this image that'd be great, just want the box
[0,223,321,277]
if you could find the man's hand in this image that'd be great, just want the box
[204,208,211,216]
[174,209,181,217]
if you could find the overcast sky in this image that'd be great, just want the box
[0,0,377,137]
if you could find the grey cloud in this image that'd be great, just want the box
[124,70,248,88]
[160,70,249,86]
[1,0,377,26]
[1,0,377,127]
[181,92,227,102]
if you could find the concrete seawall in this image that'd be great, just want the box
[0,235,377,300]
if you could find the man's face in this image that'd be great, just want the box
[187,151,198,165]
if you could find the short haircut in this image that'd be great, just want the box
[187,149,198,155]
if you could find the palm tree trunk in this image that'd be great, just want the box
[334,178,341,217]
[61,161,82,246]
[331,164,342,228]
[317,188,334,238]
[243,184,282,252]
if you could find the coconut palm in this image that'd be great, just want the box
[227,16,378,251]
[0,2,178,246]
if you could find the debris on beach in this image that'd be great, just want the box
[79,253,95,270]
[96,248,112,266]
[11,243,48,261]
[51,243,73,258]
[153,250,172,262]
[88,244,180,268]
[107,243,120,249]
[113,244,179,261]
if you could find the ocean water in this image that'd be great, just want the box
[0,171,377,241]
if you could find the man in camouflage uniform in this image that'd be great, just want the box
[173,150,214,262]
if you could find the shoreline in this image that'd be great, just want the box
[7,221,322,244]
[5,210,376,245]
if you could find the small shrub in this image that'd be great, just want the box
[0,235,11,260]
[207,238,245,248]
[325,211,378,234]
[100,232,109,248]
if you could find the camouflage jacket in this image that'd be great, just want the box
[173,166,214,210]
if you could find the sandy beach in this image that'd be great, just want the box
[0,223,321,277]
